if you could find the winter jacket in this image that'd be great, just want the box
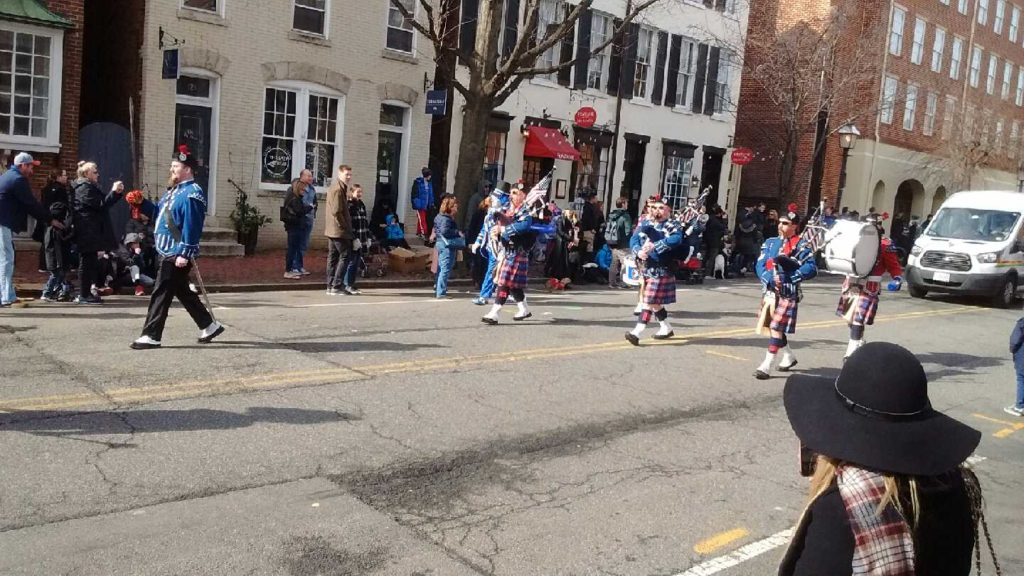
[703,214,726,249]
[32,181,69,241]
[349,197,371,252]
[1011,317,1024,369]
[433,213,461,241]
[734,219,762,256]
[604,208,632,248]
[411,176,433,211]
[0,166,50,233]
[282,193,311,230]
[324,181,352,239]
[72,178,121,253]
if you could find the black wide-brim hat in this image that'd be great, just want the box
[784,342,980,476]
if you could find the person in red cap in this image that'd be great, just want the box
[754,203,817,379]
[411,167,434,239]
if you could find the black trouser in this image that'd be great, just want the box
[79,251,100,297]
[141,255,213,340]
[326,237,351,289]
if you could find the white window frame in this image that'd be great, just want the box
[385,0,415,54]
[536,0,564,83]
[293,0,330,38]
[0,22,64,152]
[176,68,221,212]
[923,91,938,136]
[180,0,225,17]
[969,45,983,87]
[259,80,346,191]
[881,75,899,124]
[661,155,694,210]
[994,119,1004,153]
[995,0,1007,33]
[1016,65,1024,105]
[380,100,412,218]
[986,53,998,94]
[586,12,612,92]
[979,0,990,24]
[903,84,918,131]
[942,95,957,140]
[890,6,907,56]
[675,37,698,109]
[632,26,654,100]
[958,0,969,14]
[911,17,927,64]
[1010,120,1020,159]
[1011,5,1021,42]
[940,0,950,5]
[714,49,733,115]
[931,27,946,72]
[950,36,964,79]
[1002,61,1014,99]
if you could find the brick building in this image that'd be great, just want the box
[736,0,1024,221]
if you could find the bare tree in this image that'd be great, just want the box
[390,0,660,207]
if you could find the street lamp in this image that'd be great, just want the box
[836,124,860,212]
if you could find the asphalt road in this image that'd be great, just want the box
[0,275,1020,575]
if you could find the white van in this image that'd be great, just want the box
[906,190,1024,308]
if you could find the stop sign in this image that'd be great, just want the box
[731,147,754,165]
[574,107,597,128]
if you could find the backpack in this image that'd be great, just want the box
[604,214,626,246]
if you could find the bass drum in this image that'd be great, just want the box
[823,220,879,278]
[622,256,643,287]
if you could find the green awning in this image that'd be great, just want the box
[0,0,74,29]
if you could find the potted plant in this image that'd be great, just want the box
[228,179,271,256]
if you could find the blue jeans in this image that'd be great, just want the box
[43,270,67,297]
[0,225,15,304]
[1016,368,1024,409]
[436,246,455,296]
[343,250,361,289]
[285,226,304,272]
[298,221,313,270]
[479,250,497,299]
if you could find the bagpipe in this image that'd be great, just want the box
[774,201,828,274]
[678,186,712,239]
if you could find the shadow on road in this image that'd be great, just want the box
[0,407,357,440]
[168,340,446,353]
[915,351,1005,382]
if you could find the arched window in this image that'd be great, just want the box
[260,80,345,188]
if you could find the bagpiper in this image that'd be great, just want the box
[482,183,534,325]
[837,212,904,360]
[626,196,684,345]
[754,203,817,379]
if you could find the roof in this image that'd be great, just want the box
[0,0,74,29]
[943,191,1024,211]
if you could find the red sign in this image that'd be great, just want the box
[574,107,597,128]
[731,147,755,166]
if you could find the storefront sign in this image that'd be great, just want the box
[425,90,448,116]
[574,107,597,128]
[730,147,754,166]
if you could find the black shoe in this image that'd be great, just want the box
[75,296,102,305]
[625,332,640,346]
[652,331,674,340]
[512,312,532,321]
[777,360,798,372]
[481,316,498,325]
[130,336,162,350]
[754,370,770,380]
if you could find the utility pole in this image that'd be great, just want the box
[605,0,632,218]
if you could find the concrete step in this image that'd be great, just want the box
[201,227,239,244]
[202,241,246,257]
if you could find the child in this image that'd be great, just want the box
[123,232,155,296]
[41,202,73,302]
[433,195,465,298]
[1006,316,1024,417]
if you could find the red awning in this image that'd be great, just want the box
[523,126,581,161]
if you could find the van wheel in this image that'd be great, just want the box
[909,285,927,299]
[992,276,1017,308]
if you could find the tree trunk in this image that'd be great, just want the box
[452,95,493,210]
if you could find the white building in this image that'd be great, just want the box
[446,0,749,220]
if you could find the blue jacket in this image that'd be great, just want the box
[0,167,50,233]
[152,179,207,258]
[302,183,318,227]
[630,218,684,278]
[1010,317,1024,368]
[433,213,460,240]
[500,204,534,252]
[756,235,817,299]
[411,177,433,211]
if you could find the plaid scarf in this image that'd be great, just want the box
[837,466,916,575]
[349,199,371,250]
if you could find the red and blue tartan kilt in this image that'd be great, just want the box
[770,296,799,334]
[495,251,529,289]
[642,274,676,306]
[838,287,880,326]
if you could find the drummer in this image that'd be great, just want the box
[754,203,818,380]
[837,212,903,360]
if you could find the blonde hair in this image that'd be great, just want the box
[290,178,304,197]
[439,195,458,215]
[805,457,921,528]
[77,161,97,179]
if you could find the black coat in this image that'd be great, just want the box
[72,178,121,253]
[703,214,726,249]
[282,193,311,230]
[32,181,69,241]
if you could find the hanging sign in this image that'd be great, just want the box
[574,106,597,128]
[731,147,755,166]
[425,90,448,116]
[162,49,179,80]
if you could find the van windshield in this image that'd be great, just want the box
[926,208,1020,242]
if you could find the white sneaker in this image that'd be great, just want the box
[130,335,162,350]
[198,321,225,343]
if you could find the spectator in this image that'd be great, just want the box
[605,196,633,288]
[921,213,933,233]
[296,168,318,276]
[546,208,580,285]
[762,208,779,240]
[1006,316,1024,417]
[779,342,988,575]
[731,216,762,276]
[283,178,313,279]
[578,189,601,258]
[821,205,837,228]
[702,205,727,279]
[464,180,492,229]
[411,167,434,239]
[345,183,371,294]
[433,195,464,299]
[72,161,123,304]
[325,164,354,296]
[752,201,767,229]
[121,232,155,297]
[33,169,70,271]
[40,201,74,302]
[467,195,491,291]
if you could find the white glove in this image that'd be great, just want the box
[352,239,362,251]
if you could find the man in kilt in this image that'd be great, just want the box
[482,184,534,325]
[837,212,903,360]
[625,197,684,345]
[754,204,817,379]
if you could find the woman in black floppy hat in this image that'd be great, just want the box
[779,342,1000,576]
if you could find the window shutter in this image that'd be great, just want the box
[574,8,592,90]
[460,0,480,65]
[691,43,708,113]
[502,0,519,59]
[651,31,668,105]
[557,3,575,86]
[622,23,639,100]
[665,35,681,107]
[715,0,727,11]
[703,46,721,115]
[607,18,623,95]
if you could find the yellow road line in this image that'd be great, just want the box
[0,306,971,413]
[993,429,1017,439]
[694,527,750,554]
[972,413,1024,429]
[705,350,747,362]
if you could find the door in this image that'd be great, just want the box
[376,130,403,210]
[700,149,724,208]
[623,140,647,220]
[174,104,212,194]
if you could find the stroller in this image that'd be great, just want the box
[675,250,705,284]
[360,242,389,278]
